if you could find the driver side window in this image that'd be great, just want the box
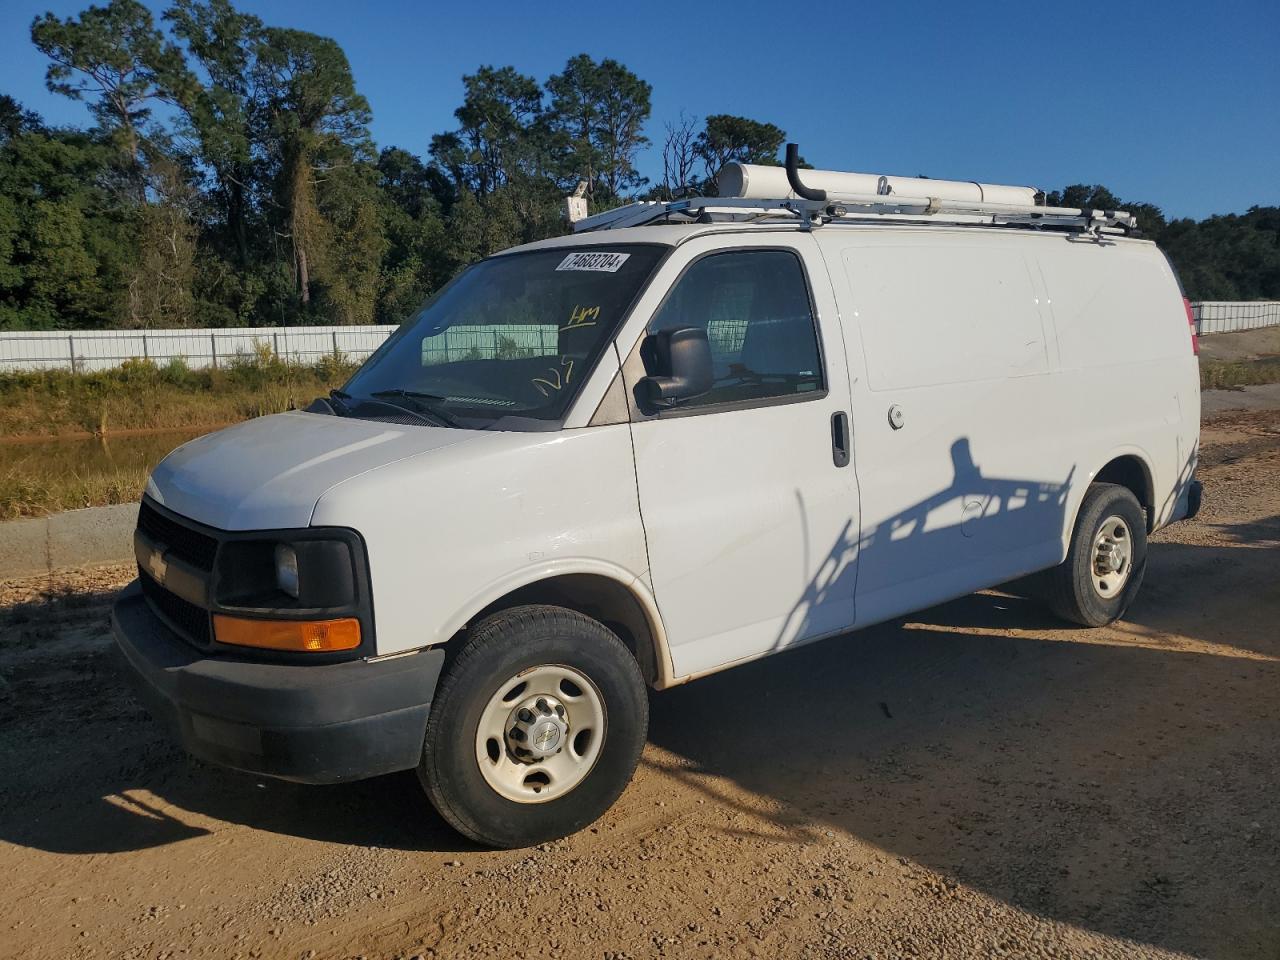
[648,249,824,409]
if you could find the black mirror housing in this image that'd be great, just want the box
[637,327,714,410]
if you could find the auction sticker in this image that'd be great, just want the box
[556,251,631,273]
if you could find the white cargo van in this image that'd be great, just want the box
[114,147,1202,848]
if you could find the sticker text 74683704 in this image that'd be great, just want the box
[556,252,631,273]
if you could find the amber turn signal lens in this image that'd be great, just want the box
[213,614,361,652]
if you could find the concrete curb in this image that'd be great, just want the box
[0,503,137,579]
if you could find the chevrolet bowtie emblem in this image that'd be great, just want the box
[534,727,558,747]
[145,548,168,585]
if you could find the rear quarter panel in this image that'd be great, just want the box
[1035,237,1200,533]
[819,227,1198,627]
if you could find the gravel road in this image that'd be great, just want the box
[1,408,1277,960]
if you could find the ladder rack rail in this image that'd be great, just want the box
[572,142,1136,238]
[572,194,1137,236]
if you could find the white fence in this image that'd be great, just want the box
[0,324,397,373]
[1192,301,1280,336]
[1,301,1278,372]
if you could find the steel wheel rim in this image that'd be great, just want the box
[1090,514,1133,599]
[474,664,607,804]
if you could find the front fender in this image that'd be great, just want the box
[433,558,676,689]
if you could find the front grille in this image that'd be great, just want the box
[138,501,219,570]
[140,568,212,647]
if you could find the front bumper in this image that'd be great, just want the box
[112,581,444,784]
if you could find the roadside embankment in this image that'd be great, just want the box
[0,350,353,520]
[0,349,353,440]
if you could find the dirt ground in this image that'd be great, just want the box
[1,406,1277,960]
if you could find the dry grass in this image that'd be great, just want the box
[0,348,359,519]
[0,463,150,521]
[0,348,357,439]
[1200,357,1280,390]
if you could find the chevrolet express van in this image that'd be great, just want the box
[113,149,1202,848]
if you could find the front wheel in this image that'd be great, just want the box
[419,604,648,848]
[1045,483,1148,627]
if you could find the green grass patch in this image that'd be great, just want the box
[0,345,359,439]
[1200,357,1280,390]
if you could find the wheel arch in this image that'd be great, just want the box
[439,565,675,689]
[1092,452,1156,531]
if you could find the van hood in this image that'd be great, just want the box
[146,411,475,530]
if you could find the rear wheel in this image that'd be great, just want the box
[419,604,648,848]
[1045,483,1148,626]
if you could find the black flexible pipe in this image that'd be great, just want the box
[785,143,826,201]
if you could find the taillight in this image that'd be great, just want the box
[1183,297,1199,355]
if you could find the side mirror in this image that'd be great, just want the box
[637,327,714,410]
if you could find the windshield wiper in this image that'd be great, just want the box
[328,388,353,411]
[370,389,461,427]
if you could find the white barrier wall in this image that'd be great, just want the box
[1,303,1278,372]
[1192,302,1280,335]
[0,325,398,372]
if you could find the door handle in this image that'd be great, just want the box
[830,411,851,468]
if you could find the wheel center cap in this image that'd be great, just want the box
[531,721,561,751]
[506,694,569,762]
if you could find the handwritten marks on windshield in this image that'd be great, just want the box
[532,303,602,396]
[532,356,576,397]
[562,304,600,332]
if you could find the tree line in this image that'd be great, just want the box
[0,0,1276,331]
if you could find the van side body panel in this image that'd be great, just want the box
[817,227,1198,630]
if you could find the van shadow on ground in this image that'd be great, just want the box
[0,583,474,857]
[648,515,1280,957]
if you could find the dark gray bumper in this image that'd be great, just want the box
[112,581,444,784]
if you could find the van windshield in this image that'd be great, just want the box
[341,244,665,427]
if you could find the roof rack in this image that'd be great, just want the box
[571,144,1137,239]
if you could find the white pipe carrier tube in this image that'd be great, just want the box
[718,162,1039,206]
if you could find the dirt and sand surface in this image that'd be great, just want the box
[1,404,1277,960]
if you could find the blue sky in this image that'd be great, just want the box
[2,0,1277,220]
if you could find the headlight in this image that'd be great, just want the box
[216,534,359,610]
[274,543,300,598]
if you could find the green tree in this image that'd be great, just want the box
[375,146,450,321]
[164,0,264,267]
[0,119,133,329]
[694,114,786,194]
[430,66,548,198]
[0,95,44,143]
[127,153,199,327]
[252,26,375,313]
[31,0,188,199]
[545,54,651,201]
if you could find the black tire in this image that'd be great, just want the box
[1045,483,1148,627]
[418,604,648,849]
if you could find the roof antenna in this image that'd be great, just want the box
[785,143,826,201]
